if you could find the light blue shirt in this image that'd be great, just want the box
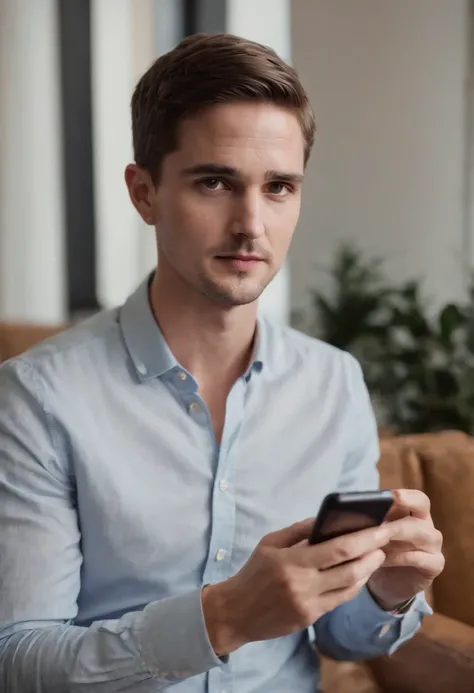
[0,275,431,693]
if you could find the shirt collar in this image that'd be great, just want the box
[119,275,178,381]
[119,274,266,382]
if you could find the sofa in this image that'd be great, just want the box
[2,322,474,692]
[0,320,65,362]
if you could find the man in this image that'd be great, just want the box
[0,33,444,692]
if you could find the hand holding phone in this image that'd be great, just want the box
[203,490,394,656]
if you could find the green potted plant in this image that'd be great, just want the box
[293,243,474,435]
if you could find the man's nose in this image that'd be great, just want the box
[230,191,265,239]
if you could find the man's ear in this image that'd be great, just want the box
[124,164,157,225]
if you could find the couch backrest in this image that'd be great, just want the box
[378,431,474,627]
[379,437,425,491]
[0,322,65,362]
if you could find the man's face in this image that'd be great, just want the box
[149,102,305,307]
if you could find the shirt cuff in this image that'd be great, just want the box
[138,587,227,680]
[359,585,433,653]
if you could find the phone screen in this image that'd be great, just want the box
[317,509,380,537]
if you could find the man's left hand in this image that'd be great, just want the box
[367,489,445,611]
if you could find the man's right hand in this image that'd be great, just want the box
[202,517,390,656]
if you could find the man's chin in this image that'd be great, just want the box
[210,291,262,308]
[200,280,266,307]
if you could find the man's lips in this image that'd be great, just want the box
[215,254,266,270]
[216,254,265,261]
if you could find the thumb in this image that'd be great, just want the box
[262,518,315,549]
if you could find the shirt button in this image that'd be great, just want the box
[176,371,187,381]
[219,479,228,492]
[378,624,392,638]
[216,549,227,561]
[188,402,200,413]
[136,362,147,375]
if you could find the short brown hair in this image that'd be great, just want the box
[131,33,315,182]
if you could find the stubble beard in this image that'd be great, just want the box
[196,269,272,307]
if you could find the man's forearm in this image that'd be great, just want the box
[0,589,224,692]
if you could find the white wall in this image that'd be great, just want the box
[91,0,179,310]
[291,0,469,314]
[0,0,66,322]
[227,0,291,61]
[92,0,151,310]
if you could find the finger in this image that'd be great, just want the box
[294,538,310,549]
[263,518,315,549]
[320,579,366,614]
[320,549,386,592]
[386,517,442,552]
[305,523,391,570]
[384,502,410,523]
[382,550,445,577]
[382,540,420,554]
[390,489,433,523]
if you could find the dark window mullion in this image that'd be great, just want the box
[58,0,100,317]
[182,0,226,35]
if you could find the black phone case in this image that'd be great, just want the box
[309,490,394,545]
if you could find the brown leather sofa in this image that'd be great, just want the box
[2,323,474,692]
[320,431,474,693]
[0,321,65,362]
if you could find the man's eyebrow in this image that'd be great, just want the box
[264,169,304,184]
[181,163,239,177]
[181,163,304,183]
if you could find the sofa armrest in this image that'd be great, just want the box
[367,612,474,693]
[319,657,381,693]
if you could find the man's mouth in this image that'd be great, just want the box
[215,254,265,270]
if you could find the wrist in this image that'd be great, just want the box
[366,579,416,613]
[201,580,245,656]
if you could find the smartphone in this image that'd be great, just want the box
[309,490,394,545]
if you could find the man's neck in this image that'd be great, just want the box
[148,270,258,388]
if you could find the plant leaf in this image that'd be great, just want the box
[439,304,465,346]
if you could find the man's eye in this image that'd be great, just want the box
[200,178,224,190]
[267,182,291,195]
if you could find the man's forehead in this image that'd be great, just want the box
[163,103,305,178]
[179,102,304,154]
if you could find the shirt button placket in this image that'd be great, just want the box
[202,381,243,594]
